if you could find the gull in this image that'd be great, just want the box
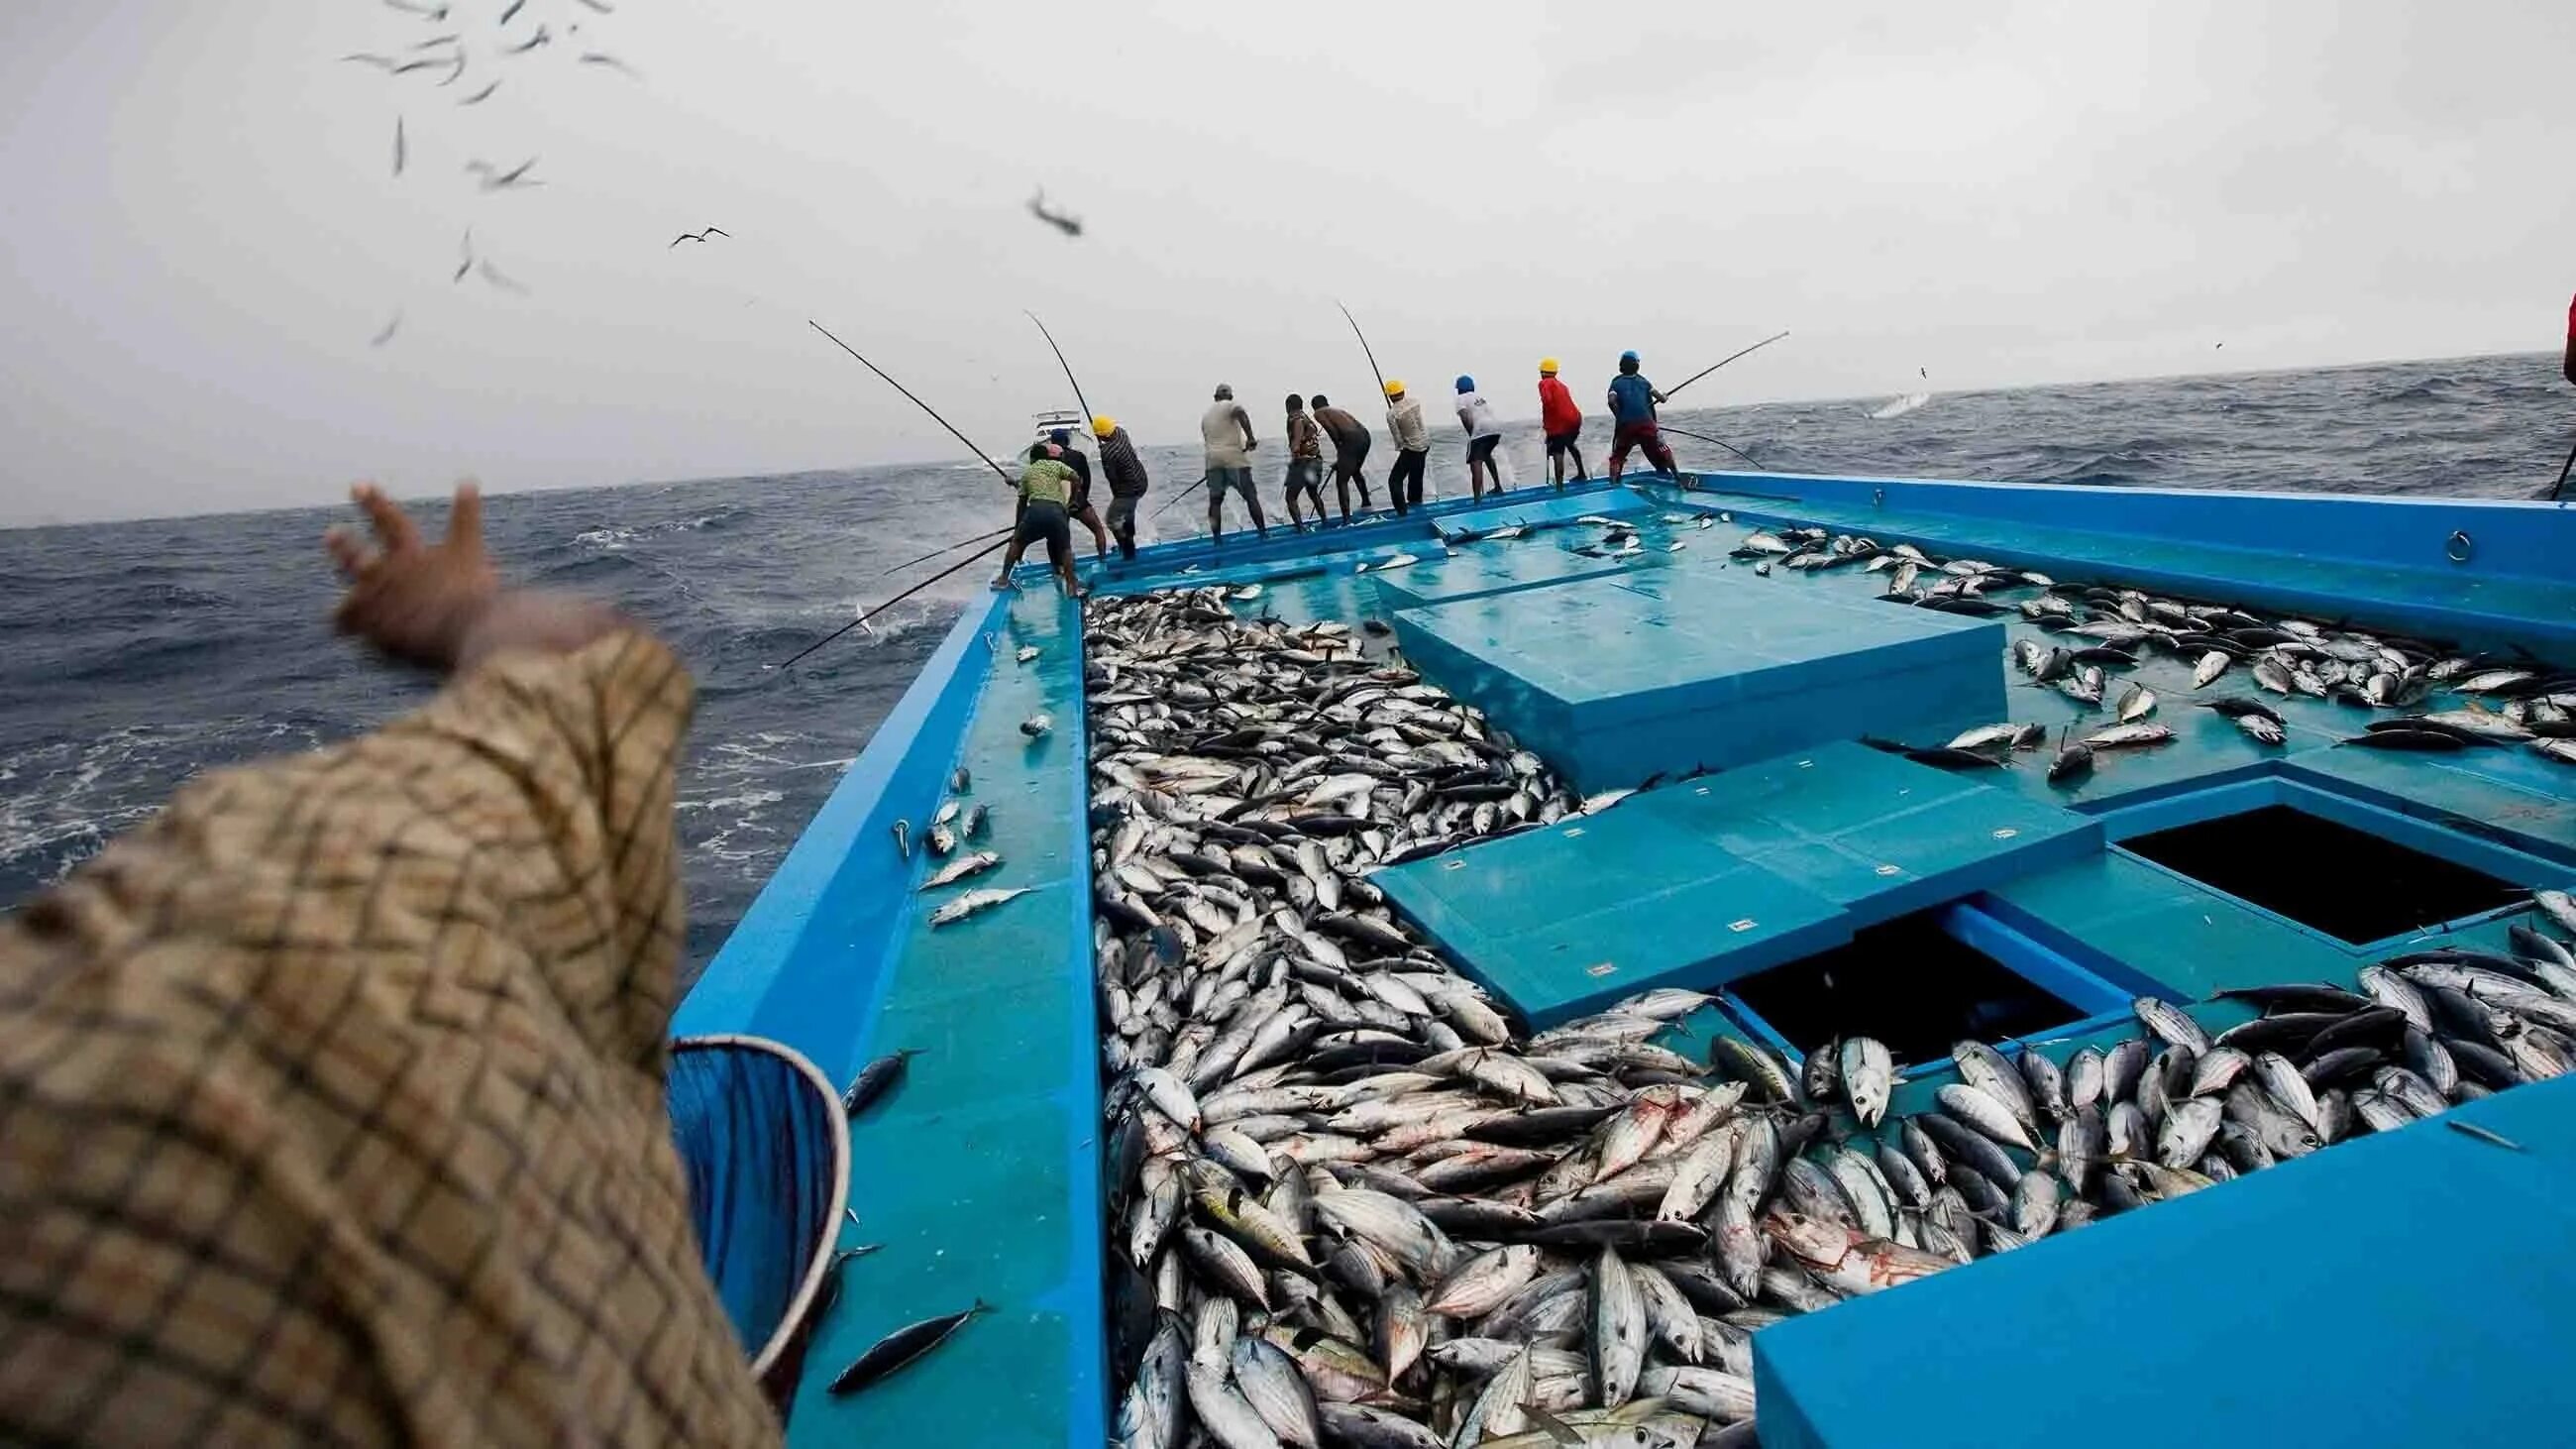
[453,227,475,282]
[389,56,446,74]
[392,117,406,176]
[573,0,615,11]
[579,51,639,77]
[500,0,527,23]
[343,53,398,69]
[383,0,450,19]
[478,259,529,294]
[503,24,550,54]
[459,77,500,105]
[471,156,540,190]
[370,310,403,347]
[669,226,729,247]
[1025,190,1082,238]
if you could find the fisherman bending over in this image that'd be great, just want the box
[1283,394,1330,528]
[1384,380,1430,515]
[1200,383,1266,543]
[1455,375,1504,501]
[1092,414,1150,563]
[993,441,1089,597]
[1311,392,1373,517]
[1049,425,1112,562]
[1539,357,1588,487]
[1606,349,1678,482]
[0,483,780,1446]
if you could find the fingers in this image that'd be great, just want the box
[324,525,374,582]
[447,481,483,551]
[352,483,419,554]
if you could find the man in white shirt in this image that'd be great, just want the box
[1455,375,1504,501]
[1384,380,1429,516]
[1199,383,1266,543]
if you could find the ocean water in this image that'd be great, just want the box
[4,352,2570,981]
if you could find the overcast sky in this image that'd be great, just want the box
[2,1,2570,525]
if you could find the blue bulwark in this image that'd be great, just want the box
[1755,1073,2576,1449]
[1373,743,2098,1028]
[1388,564,2004,793]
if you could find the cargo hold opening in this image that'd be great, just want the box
[2119,804,2522,945]
[1726,906,2090,1067]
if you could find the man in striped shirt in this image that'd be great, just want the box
[1091,415,1151,563]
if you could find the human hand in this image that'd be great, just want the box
[324,482,501,669]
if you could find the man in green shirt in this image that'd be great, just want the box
[992,442,1087,597]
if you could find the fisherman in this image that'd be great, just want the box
[1048,425,1111,561]
[1538,357,1588,487]
[1091,414,1150,563]
[992,440,1088,597]
[0,483,780,1446]
[1606,349,1678,482]
[1200,383,1266,543]
[1455,375,1504,501]
[1384,379,1430,515]
[2565,289,2575,386]
[1311,392,1374,516]
[1282,393,1331,528]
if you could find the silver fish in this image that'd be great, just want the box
[928,885,1030,927]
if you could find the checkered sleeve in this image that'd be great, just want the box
[0,630,780,1447]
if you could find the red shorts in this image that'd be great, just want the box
[1610,420,1673,470]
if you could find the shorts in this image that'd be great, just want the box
[1210,466,1257,503]
[1466,434,1501,466]
[1014,500,1071,564]
[1334,435,1371,470]
[1068,481,1094,513]
[1545,427,1582,456]
[1286,457,1324,494]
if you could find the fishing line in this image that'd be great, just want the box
[773,536,1015,670]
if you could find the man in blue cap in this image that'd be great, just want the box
[1606,350,1678,482]
[1048,426,1111,561]
[1455,375,1503,501]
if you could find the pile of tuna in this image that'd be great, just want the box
[1081,584,2576,1449]
[1724,522,2576,773]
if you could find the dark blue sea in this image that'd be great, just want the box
[5,353,2571,982]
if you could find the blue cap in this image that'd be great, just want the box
[1048,428,1071,445]
[1455,375,1474,392]
[1620,350,1640,365]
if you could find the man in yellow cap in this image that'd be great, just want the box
[1092,414,1151,563]
[1384,380,1429,515]
[1538,358,1588,488]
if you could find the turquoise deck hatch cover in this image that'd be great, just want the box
[1372,807,1849,1028]
[1373,742,2099,1028]
[1388,564,2005,792]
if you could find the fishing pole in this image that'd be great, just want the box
[1336,300,1389,397]
[879,524,1016,577]
[1150,473,1213,519]
[1662,329,1791,400]
[1660,425,1764,470]
[773,535,1016,670]
[1025,312,1097,431]
[808,320,1016,488]
[2550,436,2576,502]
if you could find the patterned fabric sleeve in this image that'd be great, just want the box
[0,630,780,1448]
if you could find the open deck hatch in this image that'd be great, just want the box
[1727,906,2088,1067]
[2119,804,2522,945]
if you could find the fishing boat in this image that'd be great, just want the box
[676,462,2576,1447]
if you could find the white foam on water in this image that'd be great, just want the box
[1871,391,1934,420]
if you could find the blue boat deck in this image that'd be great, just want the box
[678,468,2576,1446]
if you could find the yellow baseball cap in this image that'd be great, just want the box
[1383,380,1405,397]
[1540,358,1560,374]
[1090,415,1115,436]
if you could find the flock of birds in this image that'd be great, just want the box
[348,0,1085,348]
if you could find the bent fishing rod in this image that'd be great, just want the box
[1663,329,1791,400]
[1659,425,1763,469]
[1150,472,1214,518]
[1026,312,1098,432]
[808,320,1017,488]
[773,536,1015,670]
[2550,436,2576,502]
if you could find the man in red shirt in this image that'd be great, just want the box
[1537,357,1587,488]
[2563,292,2575,387]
